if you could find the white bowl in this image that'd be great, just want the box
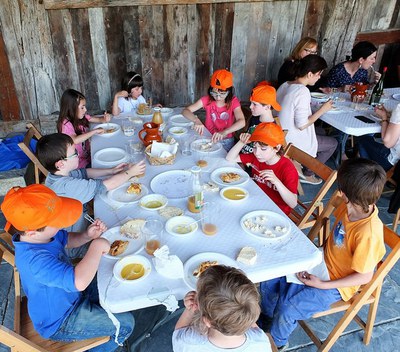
[139,194,168,211]
[220,186,249,202]
[113,255,152,283]
[165,215,199,236]
[168,126,188,136]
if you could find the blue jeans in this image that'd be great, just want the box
[260,277,341,347]
[50,280,134,352]
[220,137,235,152]
[358,135,392,171]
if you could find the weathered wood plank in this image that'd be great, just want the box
[0,33,20,121]
[43,0,283,10]
[355,29,400,45]
[213,3,234,72]
[185,4,198,103]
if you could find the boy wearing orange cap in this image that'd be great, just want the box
[241,83,282,155]
[1,185,134,351]
[182,69,245,151]
[226,123,298,215]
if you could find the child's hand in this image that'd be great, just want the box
[183,291,198,312]
[211,131,226,143]
[193,122,204,135]
[239,133,251,144]
[115,90,129,98]
[103,112,112,122]
[94,127,105,135]
[87,219,107,239]
[112,163,129,174]
[296,271,324,288]
[127,160,146,177]
[320,99,334,113]
[259,169,279,186]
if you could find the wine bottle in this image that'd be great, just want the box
[369,67,387,106]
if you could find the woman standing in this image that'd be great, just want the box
[277,55,338,185]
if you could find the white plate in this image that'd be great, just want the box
[210,167,250,186]
[135,108,154,118]
[113,255,151,283]
[183,252,238,290]
[139,194,168,211]
[325,106,343,114]
[168,126,188,136]
[101,227,144,260]
[107,182,148,205]
[311,92,328,101]
[93,148,128,167]
[165,215,198,236]
[170,114,193,127]
[392,93,400,101]
[150,170,192,198]
[220,186,249,202]
[94,123,121,136]
[240,210,291,240]
[161,107,173,117]
[191,138,222,153]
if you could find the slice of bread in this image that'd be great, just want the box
[120,219,146,239]
[109,240,129,256]
[158,206,184,219]
[237,246,257,265]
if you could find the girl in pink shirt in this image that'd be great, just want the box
[182,69,245,151]
[57,89,111,168]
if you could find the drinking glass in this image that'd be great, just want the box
[122,120,135,137]
[142,219,163,255]
[200,202,220,236]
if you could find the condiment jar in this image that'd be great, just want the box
[152,107,163,125]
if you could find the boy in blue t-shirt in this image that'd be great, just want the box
[1,184,134,351]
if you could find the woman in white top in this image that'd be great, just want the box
[277,55,338,184]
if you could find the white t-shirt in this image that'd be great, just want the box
[277,82,318,157]
[172,327,271,352]
[118,95,146,113]
[388,103,400,165]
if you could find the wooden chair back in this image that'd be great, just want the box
[385,165,400,230]
[299,198,400,351]
[0,232,109,352]
[283,143,337,241]
[18,123,48,184]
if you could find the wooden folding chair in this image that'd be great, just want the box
[298,199,400,351]
[0,232,109,352]
[384,165,400,230]
[283,143,337,243]
[18,123,48,184]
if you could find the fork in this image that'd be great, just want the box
[84,213,96,224]
[249,163,260,173]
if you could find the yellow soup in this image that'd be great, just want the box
[121,263,145,280]
[145,201,163,208]
[223,189,246,200]
[173,225,192,234]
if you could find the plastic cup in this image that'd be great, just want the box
[142,219,163,256]
[200,202,220,236]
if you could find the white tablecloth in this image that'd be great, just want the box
[92,108,322,313]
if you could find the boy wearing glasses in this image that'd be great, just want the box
[37,133,145,233]
[226,123,298,215]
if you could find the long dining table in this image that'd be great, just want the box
[91,108,322,313]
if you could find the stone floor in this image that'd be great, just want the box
[1,166,400,352]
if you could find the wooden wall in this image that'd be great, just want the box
[0,0,399,121]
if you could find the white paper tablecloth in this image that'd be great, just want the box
[92,108,322,313]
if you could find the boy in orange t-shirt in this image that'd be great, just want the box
[259,158,386,350]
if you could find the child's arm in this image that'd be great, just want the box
[90,111,112,124]
[298,99,334,130]
[259,170,298,208]
[182,99,204,135]
[69,128,104,146]
[226,133,251,162]
[112,91,129,116]
[86,163,128,179]
[102,161,146,190]
[175,291,198,330]
[211,106,246,143]
[67,218,107,249]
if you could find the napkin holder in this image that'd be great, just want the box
[145,141,178,165]
[152,245,184,279]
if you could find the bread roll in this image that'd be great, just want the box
[197,160,208,168]
[237,247,257,265]
[109,240,129,256]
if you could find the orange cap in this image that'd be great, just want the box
[1,184,82,232]
[249,122,285,147]
[210,69,234,90]
[250,85,281,111]
[256,80,272,87]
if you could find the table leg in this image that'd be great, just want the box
[334,133,349,168]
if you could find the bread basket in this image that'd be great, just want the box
[145,144,176,165]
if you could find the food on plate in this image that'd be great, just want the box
[172,224,193,234]
[220,172,241,183]
[109,240,129,256]
[126,183,142,195]
[104,127,116,134]
[159,206,184,219]
[237,247,257,265]
[120,219,146,239]
[197,160,208,168]
[199,142,213,151]
[203,181,219,192]
[137,103,152,115]
[144,200,163,209]
[121,263,145,280]
[172,128,185,134]
[223,188,246,200]
[193,260,218,277]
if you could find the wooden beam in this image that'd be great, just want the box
[355,29,400,46]
[43,0,281,10]
[0,32,20,121]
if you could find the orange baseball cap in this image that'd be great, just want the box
[1,184,83,232]
[249,122,285,147]
[250,85,281,111]
[256,80,272,87]
[210,69,234,90]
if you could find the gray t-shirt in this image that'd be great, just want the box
[172,327,271,352]
[45,169,106,232]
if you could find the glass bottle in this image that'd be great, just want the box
[369,67,387,106]
[152,107,163,125]
[187,166,203,213]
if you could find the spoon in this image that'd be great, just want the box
[173,219,202,233]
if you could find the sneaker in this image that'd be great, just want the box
[300,175,322,185]
[277,342,289,351]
